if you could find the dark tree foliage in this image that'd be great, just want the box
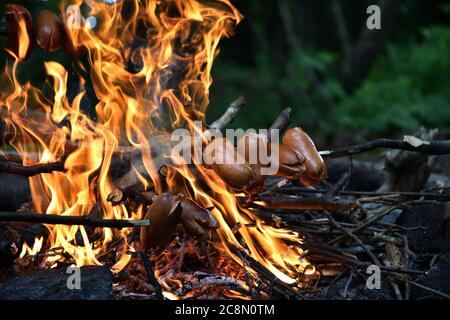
[1,0,449,147]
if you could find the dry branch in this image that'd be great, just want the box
[210,95,246,131]
[267,107,292,141]
[258,196,358,212]
[0,160,65,176]
[321,139,450,159]
[324,211,382,266]
[129,251,164,300]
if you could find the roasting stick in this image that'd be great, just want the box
[0,160,65,176]
[210,95,246,131]
[320,138,450,159]
[267,107,292,142]
[0,212,149,229]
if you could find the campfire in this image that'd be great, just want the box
[1,0,449,301]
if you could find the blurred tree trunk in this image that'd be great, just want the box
[342,0,401,92]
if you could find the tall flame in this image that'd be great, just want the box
[1,0,314,294]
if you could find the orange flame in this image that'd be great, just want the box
[1,0,315,297]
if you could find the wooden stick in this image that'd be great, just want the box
[324,211,382,266]
[210,95,246,131]
[267,107,292,142]
[304,244,427,275]
[0,212,149,229]
[0,160,65,176]
[328,206,399,245]
[257,196,358,212]
[281,187,450,201]
[321,139,450,159]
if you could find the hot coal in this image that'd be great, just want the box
[325,159,385,191]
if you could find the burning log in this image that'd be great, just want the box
[226,243,303,299]
[107,184,156,212]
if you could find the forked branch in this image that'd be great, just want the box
[321,139,450,159]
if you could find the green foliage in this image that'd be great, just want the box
[330,26,450,138]
[209,24,450,142]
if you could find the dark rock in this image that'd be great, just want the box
[427,173,450,188]
[325,273,393,300]
[0,173,31,211]
[0,265,112,300]
[411,253,450,299]
[430,154,450,178]
[0,226,20,267]
[378,128,437,192]
[325,159,385,191]
[396,203,450,253]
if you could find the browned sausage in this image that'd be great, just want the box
[177,195,219,241]
[237,133,306,180]
[205,138,265,192]
[276,144,307,180]
[283,127,327,185]
[140,193,182,250]
[35,11,64,53]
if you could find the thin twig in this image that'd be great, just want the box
[280,187,450,201]
[387,274,450,299]
[267,107,292,142]
[129,251,164,300]
[328,206,400,245]
[325,211,382,266]
[257,196,358,212]
[342,270,354,299]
